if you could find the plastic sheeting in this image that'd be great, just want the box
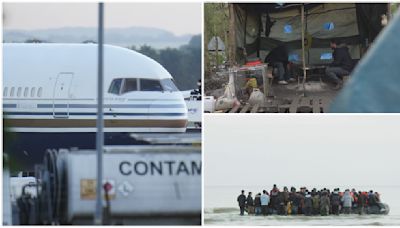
[233,3,386,64]
[208,36,226,51]
[268,4,358,42]
[329,11,400,113]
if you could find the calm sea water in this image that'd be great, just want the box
[204,185,400,225]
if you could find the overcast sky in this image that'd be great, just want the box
[205,115,400,188]
[3,2,201,35]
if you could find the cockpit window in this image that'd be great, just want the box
[160,78,179,92]
[121,78,138,94]
[109,78,179,95]
[140,79,163,91]
[108,78,122,95]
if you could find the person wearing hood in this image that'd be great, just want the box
[303,191,313,216]
[237,190,247,216]
[246,192,255,215]
[288,188,300,215]
[254,193,262,215]
[282,187,290,215]
[312,190,320,215]
[277,191,287,215]
[341,189,354,214]
[325,39,354,90]
[358,191,367,215]
[320,191,331,216]
[330,188,341,215]
[351,188,359,211]
[270,184,280,215]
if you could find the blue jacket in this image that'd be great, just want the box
[260,194,270,206]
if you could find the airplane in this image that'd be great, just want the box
[3,43,189,172]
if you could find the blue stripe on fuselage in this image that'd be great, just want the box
[3,104,17,108]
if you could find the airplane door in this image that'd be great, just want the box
[53,73,73,118]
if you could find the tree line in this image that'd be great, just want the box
[129,35,201,91]
[204,3,229,78]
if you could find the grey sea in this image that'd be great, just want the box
[204,185,400,225]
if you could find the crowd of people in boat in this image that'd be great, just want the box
[237,185,384,216]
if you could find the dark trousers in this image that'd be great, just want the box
[255,206,262,215]
[332,204,340,215]
[321,205,329,216]
[304,206,312,216]
[261,205,268,216]
[278,204,287,215]
[273,62,292,81]
[325,66,349,84]
[239,206,245,215]
[291,205,298,215]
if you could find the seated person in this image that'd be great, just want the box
[264,45,295,85]
[325,39,354,90]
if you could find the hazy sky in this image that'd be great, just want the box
[3,2,201,35]
[205,115,400,188]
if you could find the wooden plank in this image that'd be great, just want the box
[229,105,240,113]
[299,97,311,107]
[321,97,330,113]
[297,97,312,113]
[265,100,278,113]
[269,99,279,107]
[312,97,321,113]
[278,104,290,113]
[289,97,301,113]
[250,104,260,113]
[240,103,251,113]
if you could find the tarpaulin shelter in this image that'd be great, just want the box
[230,3,389,66]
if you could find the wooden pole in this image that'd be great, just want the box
[224,4,229,65]
[204,4,210,78]
[257,12,262,58]
[214,24,219,69]
[301,4,307,95]
[228,3,236,66]
[243,9,247,52]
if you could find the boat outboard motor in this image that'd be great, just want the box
[368,203,390,215]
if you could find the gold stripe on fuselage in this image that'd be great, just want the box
[7,119,188,128]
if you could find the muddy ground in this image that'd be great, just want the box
[205,71,341,112]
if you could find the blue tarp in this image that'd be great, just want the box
[323,22,335,31]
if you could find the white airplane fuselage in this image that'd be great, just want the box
[3,43,189,171]
[3,43,188,133]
